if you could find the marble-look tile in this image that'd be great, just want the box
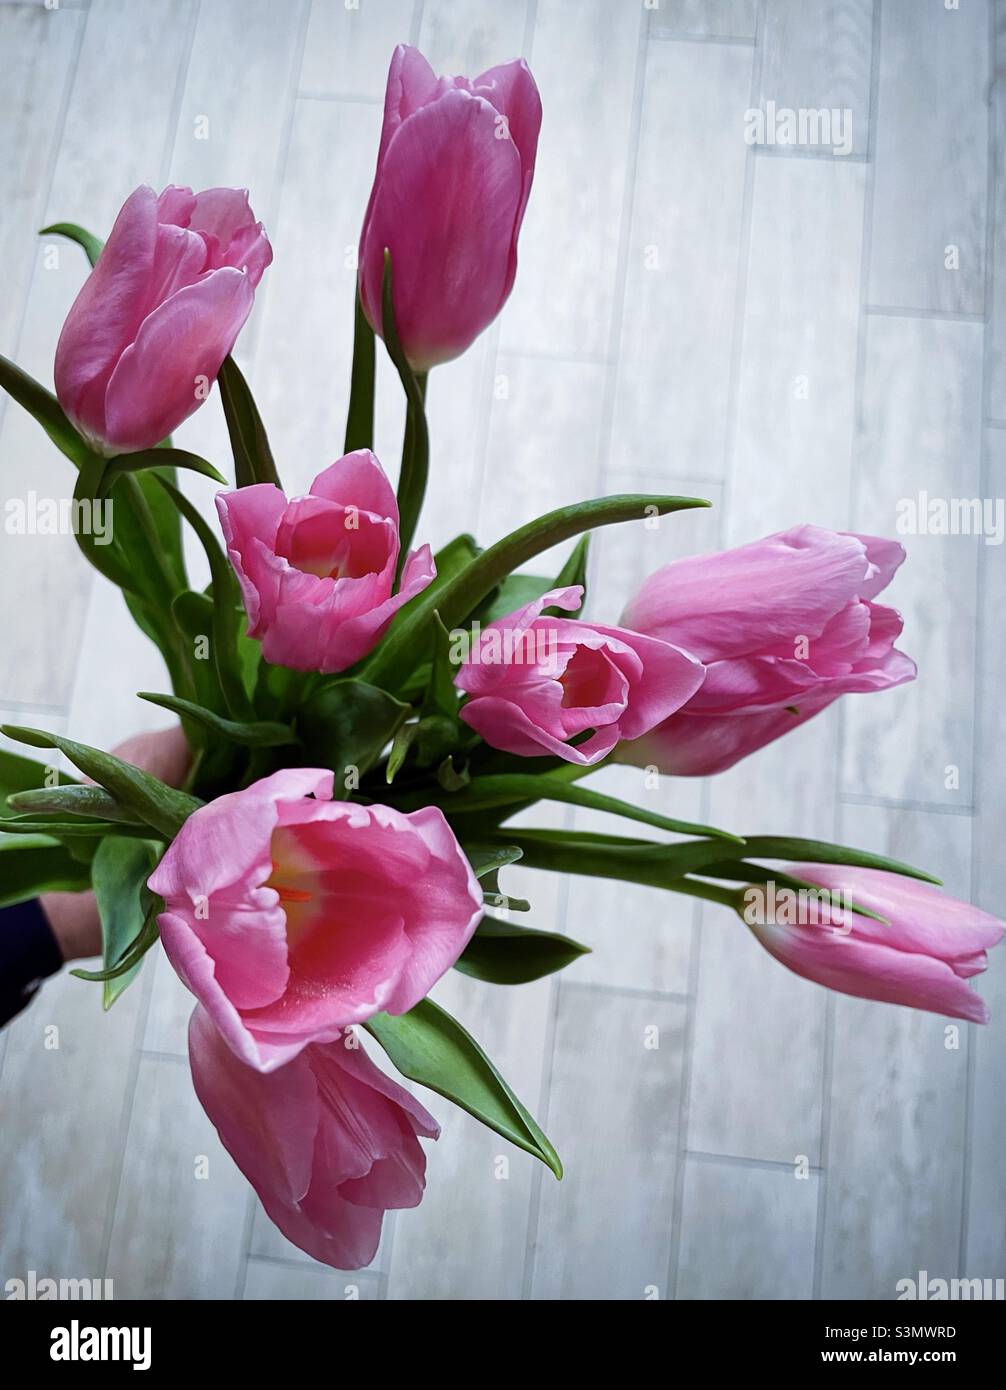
[988,3,1006,422]
[677,1155,819,1299]
[243,1258,381,1300]
[758,0,873,157]
[529,984,686,1299]
[608,37,753,481]
[867,0,988,314]
[105,1054,253,1299]
[650,0,759,41]
[299,0,416,99]
[501,0,643,358]
[819,801,973,1299]
[964,429,1006,1275]
[842,315,983,806]
[730,153,866,537]
[417,0,528,73]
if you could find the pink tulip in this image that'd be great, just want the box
[216,450,435,673]
[744,866,1004,1023]
[188,1006,437,1269]
[55,184,271,454]
[454,585,705,765]
[618,525,916,775]
[359,44,542,370]
[148,768,483,1072]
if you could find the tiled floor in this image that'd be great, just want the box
[0,0,1002,1300]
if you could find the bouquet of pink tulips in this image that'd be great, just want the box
[0,45,1001,1271]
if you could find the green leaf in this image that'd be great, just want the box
[421,612,460,721]
[385,721,419,784]
[344,289,376,453]
[90,836,159,1008]
[101,447,226,491]
[138,692,297,748]
[218,355,281,489]
[155,476,253,719]
[1,748,77,819]
[7,784,136,823]
[0,815,155,839]
[410,774,744,842]
[71,899,159,985]
[40,221,103,267]
[493,828,941,890]
[364,493,710,693]
[0,352,91,468]
[380,250,429,568]
[366,999,561,1177]
[455,916,590,985]
[297,679,410,781]
[0,834,91,907]
[465,843,523,879]
[0,725,200,840]
[476,534,591,625]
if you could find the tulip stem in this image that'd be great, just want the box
[344,289,376,453]
[378,250,430,581]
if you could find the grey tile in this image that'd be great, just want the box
[867,0,988,313]
[758,0,873,157]
[842,315,983,806]
[651,0,759,41]
[608,37,753,481]
[677,1155,819,1298]
[530,984,686,1299]
[501,0,643,358]
[819,802,972,1299]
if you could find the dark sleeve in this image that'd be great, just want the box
[0,898,64,1028]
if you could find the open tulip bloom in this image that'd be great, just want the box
[0,41,1001,1273]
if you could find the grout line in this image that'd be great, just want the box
[593,1,649,499]
[959,0,1000,1281]
[0,1,88,441]
[830,0,883,1303]
[137,1047,187,1065]
[295,90,382,105]
[754,146,870,165]
[686,1148,823,1175]
[648,30,757,48]
[559,978,691,1006]
[715,0,765,537]
[838,791,975,816]
[864,303,986,324]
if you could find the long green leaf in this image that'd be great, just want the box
[0,835,91,906]
[403,774,743,842]
[1,725,200,839]
[1,748,77,818]
[455,916,590,985]
[101,447,226,491]
[7,785,131,821]
[0,352,90,468]
[218,355,280,489]
[138,692,297,748]
[494,828,940,889]
[364,493,709,692]
[366,999,562,1177]
[40,221,103,267]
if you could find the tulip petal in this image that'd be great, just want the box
[360,87,523,369]
[309,449,400,523]
[54,185,160,438]
[104,267,254,452]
